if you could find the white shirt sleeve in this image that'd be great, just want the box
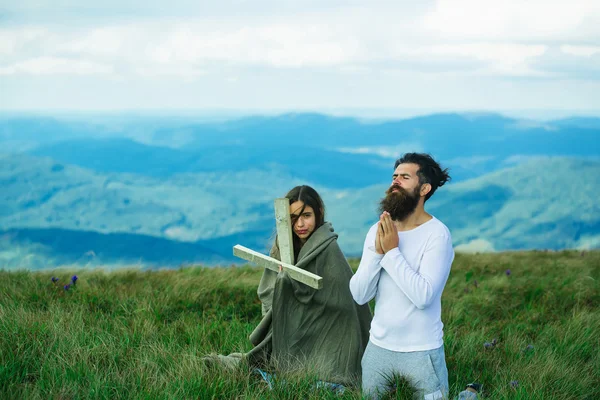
[349,225,383,305]
[379,234,454,310]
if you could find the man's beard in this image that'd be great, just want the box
[378,184,420,222]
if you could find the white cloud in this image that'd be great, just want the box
[532,47,600,79]
[2,0,599,79]
[560,45,600,57]
[337,143,425,158]
[1,1,600,110]
[134,64,206,79]
[425,43,548,76]
[455,239,496,253]
[0,27,49,56]
[0,57,113,75]
[0,20,554,78]
[142,18,367,68]
[423,0,600,42]
[59,26,127,57]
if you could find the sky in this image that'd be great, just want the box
[1,0,599,116]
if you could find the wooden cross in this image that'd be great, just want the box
[233,198,323,290]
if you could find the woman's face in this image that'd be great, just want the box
[290,200,316,244]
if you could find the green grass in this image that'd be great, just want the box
[1,251,599,399]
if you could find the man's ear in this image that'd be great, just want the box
[420,183,432,198]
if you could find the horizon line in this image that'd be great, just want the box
[1,107,600,122]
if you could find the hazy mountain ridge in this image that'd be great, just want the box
[1,153,598,268]
[4,112,598,187]
[428,157,600,251]
[1,112,599,268]
[0,153,303,241]
[3,112,599,156]
[28,139,392,188]
[0,227,231,269]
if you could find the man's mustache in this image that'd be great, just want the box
[386,184,406,196]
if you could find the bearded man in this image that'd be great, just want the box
[349,153,454,400]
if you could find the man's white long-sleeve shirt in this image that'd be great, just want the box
[349,216,454,352]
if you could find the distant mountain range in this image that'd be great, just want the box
[0,112,599,269]
[4,112,599,155]
[27,139,391,189]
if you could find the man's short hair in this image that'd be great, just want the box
[394,153,451,202]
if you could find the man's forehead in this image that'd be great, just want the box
[394,163,420,175]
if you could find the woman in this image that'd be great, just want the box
[209,185,372,387]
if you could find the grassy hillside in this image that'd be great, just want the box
[0,153,299,241]
[430,157,600,251]
[1,251,598,399]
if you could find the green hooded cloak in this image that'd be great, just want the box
[247,222,373,385]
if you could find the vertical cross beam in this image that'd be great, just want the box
[232,197,323,290]
[274,198,294,265]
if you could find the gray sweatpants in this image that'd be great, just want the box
[362,340,449,400]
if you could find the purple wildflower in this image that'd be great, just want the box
[523,344,534,352]
[510,380,519,389]
[505,269,511,276]
[491,338,498,346]
[484,342,493,349]
[51,277,59,283]
[71,275,78,284]
[64,284,70,291]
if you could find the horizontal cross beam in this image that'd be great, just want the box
[233,244,323,290]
